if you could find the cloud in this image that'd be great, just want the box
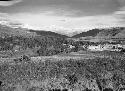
[8,12,124,33]
[0,0,123,17]
[0,10,124,35]
[0,0,22,6]
[113,6,125,23]
[0,0,125,34]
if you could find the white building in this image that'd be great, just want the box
[88,45,104,51]
[102,44,114,50]
[69,45,75,49]
[88,44,123,52]
[88,44,116,51]
[117,44,123,48]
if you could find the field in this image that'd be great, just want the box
[0,51,125,91]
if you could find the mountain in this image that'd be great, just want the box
[72,29,102,38]
[70,27,125,42]
[0,19,68,38]
[29,30,68,38]
[85,27,125,42]
[0,24,38,38]
[96,27,125,39]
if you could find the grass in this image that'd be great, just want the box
[0,51,125,91]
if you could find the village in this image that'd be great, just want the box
[87,43,125,52]
[63,40,125,53]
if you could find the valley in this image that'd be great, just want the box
[0,25,125,91]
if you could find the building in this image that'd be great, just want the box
[69,45,75,49]
[87,45,104,51]
[87,44,123,51]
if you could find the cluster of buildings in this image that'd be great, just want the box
[63,42,125,52]
[87,44,125,52]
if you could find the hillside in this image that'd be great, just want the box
[0,24,37,38]
[0,24,68,57]
[29,29,68,38]
[70,27,125,42]
[72,28,102,38]
[96,27,125,39]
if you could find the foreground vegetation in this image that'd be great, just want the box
[0,52,125,91]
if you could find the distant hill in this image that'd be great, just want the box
[0,24,68,38]
[71,27,125,42]
[29,30,68,38]
[72,29,102,38]
[0,24,37,38]
[96,27,125,39]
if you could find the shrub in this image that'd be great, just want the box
[64,74,78,85]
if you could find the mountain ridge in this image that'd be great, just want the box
[72,28,102,38]
[1,19,125,39]
[0,23,69,38]
[96,27,125,39]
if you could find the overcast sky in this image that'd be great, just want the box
[0,0,125,34]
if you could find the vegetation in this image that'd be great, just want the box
[1,24,125,91]
[0,26,125,57]
[72,28,102,38]
[0,35,67,57]
[0,52,125,91]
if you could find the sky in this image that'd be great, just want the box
[0,0,125,35]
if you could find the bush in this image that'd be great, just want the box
[14,55,31,63]
[103,88,113,91]
[64,74,78,85]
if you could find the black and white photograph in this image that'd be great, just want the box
[0,0,125,91]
